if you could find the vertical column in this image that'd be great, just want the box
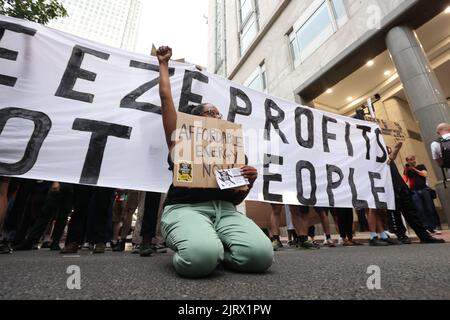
[386,25,450,179]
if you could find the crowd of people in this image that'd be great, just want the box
[0,46,448,279]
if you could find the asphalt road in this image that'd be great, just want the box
[0,243,449,300]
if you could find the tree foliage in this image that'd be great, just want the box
[0,0,67,25]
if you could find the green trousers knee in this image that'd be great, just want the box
[161,201,274,278]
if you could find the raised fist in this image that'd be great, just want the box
[156,46,172,64]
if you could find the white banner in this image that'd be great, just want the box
[0,15,395,209]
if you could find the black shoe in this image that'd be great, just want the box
[150,243,167,254]
[420,237,445,244]
[0,242,12,254]
[93,243,106,254]
[60,242,79,254]
[369,237,389,246]
[40,241,51,249]
[112,240,126,252]
[50,242,61,251]
[381,237,402,245]
[398,236,412,245]
[12,240,34,251]
[139,244,154,257]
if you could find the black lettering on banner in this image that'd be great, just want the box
[227,87,252,123]
[294,107,314,148]
[72,119,132,185]
[0,107,51,175]
[263,154,283,202]
[264,99,289,144]
[0,21,36,87]
[345,122,354,157]
[322,115,337,153]
[356,125,372,160]
[369,171,387,210]
[178,70,209,114]
[326,164,344,207]
[349,167,368,209]
[55,45,110,103]
[375,128,387,163]
[296,160,317,205]
[120,60,175,114]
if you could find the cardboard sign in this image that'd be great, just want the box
[365,116,405,141]
[172,112,245,188]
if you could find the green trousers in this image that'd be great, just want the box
[161,201,274,278]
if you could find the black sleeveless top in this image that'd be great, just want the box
[164,156,237,206]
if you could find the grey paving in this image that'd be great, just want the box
[0,243,449,300]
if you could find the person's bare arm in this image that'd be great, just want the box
[388,142,403,163]
[157,46,176,150]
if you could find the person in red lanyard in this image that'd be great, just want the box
[403,156,441,235]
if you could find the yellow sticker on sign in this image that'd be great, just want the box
[177,161,193,183]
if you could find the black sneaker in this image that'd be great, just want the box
[398,236,412,245]
[420,237,445,244]
[271,239,283,251]
[12,240,34,251]
[298,240,320,250]
[381,237,402,245]
[50,242,61,251]
[40,241,51,249]
[369,237,389,246]
[0,242,12,254]
[93,243,106,254]
[150,243,167,254]
[139,244,154,257]
[112,240,126,252]
[60,242,79,254]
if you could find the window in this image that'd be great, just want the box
[215,0,227,76]
[245,62,267,93]
[288,0,348,64]
[239,0,259,54]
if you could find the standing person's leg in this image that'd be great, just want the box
[112,195,124,244]
[269,204,283,251]
[376,211,400,245]
[13,188,60,250]
[290,206,320,250]
[50,185,73,249]
[411,191,433,232]
[140,192,161,256]
[62,185,91,253]
[216,202,273,273]
[91,187,115,253]
[420,189,438,232]
[161,202,225,278]
[335,209,349,243]
[315,207,335,247]
[368,209,388,246]
[0,179,9,226]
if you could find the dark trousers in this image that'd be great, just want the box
[387,210,407,238]
[141,192,161,239]
[356,209,369,232]
[66,185,114,245]
[411,189,438,231]
[27,184,73,244]
[334,208,353,240]
[395,187,431,241]
[13,181,49,245]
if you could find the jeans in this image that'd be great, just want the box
[411,189,437,231]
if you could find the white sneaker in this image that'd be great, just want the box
[433,230,442,235]
[338,237,343,245]
[82,242,91,250]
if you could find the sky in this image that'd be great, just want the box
[134,0,210,67]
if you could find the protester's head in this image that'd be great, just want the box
[436,123,450,136]
[406,155,417,167]
[190,103,223,119]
